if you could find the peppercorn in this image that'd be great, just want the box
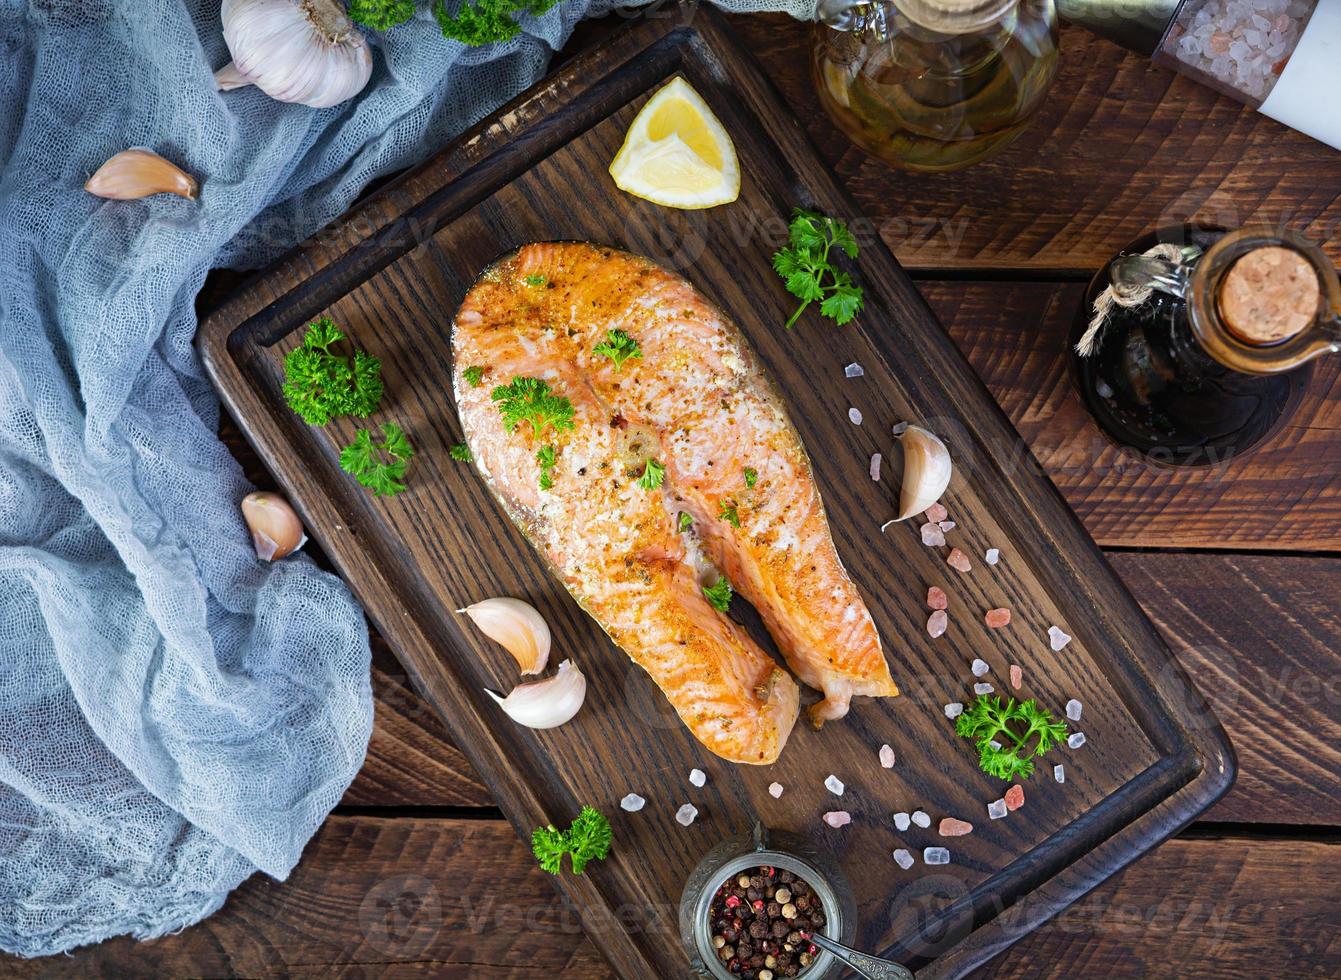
[714,935,726,949]
[747,886,762,902]
[771,920,789,939]
[738,874,752,888]
[766,901,781,918]
[764,954,777,968]
[749,920,768,940]
[781,903,797,919]
[799,951,813,968]
[759,971,774,980]
[774,887,792,904]
[778,870,795,883]
[794,895,809,912]
[750,875,766,889]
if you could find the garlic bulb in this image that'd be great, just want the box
[893,425,952,521]
[458,597,551,675]
[85,149,198,200]
[218,0,372,109]
[486,660,586,729]
[241,491,307,560]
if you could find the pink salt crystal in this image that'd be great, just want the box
[946,548,971,573]
[926,610,948,638]
[938,817,974,837]
[923,502,948,523]
[1004,784,1025,811]
[920,523,946,547]
[927,586,948,610]
[1009,664,1023,690]
[879,744,896,768]
[939,520,956,532]
[822,810,852,829]
[769,781,785,798]
[985,607,1012,629]
[1048,626,1072,651]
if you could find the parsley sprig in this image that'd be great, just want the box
[492,377,575,438]
[593,329,642,371]
[340,423,416,497]
[449,443,473,462]
[677,512,694,533]
[433,0,558,46]
[718,501,740,528]
[743,467,758,489]
[282,317,384,426]
[462,365,485,388]
[348,0,416,30]
[955,695,1068,781]
[537,444,557,490]
[637,458,665,491]
[531,806,612,876]
[703,576,733,613]
[771,208,864,328]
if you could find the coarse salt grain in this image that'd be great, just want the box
[1066,699,1082,722]
[947,548,971,573]
[939,520,956,532]
[920,523,946,547]
[845,362,865,378]
[988,799,1008,820]
[825,774,845,796]
[870,452,882,481]
[891,421,909,436]
[1004,784,1025,811]
[1054,765,1065,784]
[676,804,698,826]
[926,610,948,638]
[927,586,948,610]
[923,847,950,865]
[985,548,1000,566]
[988,739,1003,751]
[892,848,915,870]
[822,810,852,829]
[848,407,863,425]
[689,768,706,787]
[911,810,931,828]
[985,608,1011,629]
[939,817,973,837]
[879,744,896,768]
[1049,626,1072,651]
[893,811,911,831]
[769,781,785,798]
[620,793,646,812]
[974,682,994,695]
[1068,732,1087,749]
[944,702,963,719]
[923,502,948,523]
[970,658,989,677]
[1009,664,1023,690]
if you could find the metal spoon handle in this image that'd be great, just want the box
[805,932,914,980]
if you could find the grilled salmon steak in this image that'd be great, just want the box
[452,242,897,763]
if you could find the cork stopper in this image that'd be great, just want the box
[1217,246,1319,346]
[895,0,1018,32]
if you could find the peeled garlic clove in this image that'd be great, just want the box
[894,425,952,521]
[241,491,306,561]
[459,597,551,675]
[486,660,586,729]
[85,148,198,201]
[221,0,373,109]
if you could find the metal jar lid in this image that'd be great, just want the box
[1056,0,1185,55]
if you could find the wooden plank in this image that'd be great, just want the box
[198,13,1232,976]
[732,16,1341,273]
[12,818,1335,978]
[921,281,1341,550]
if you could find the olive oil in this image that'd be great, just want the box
[812,0,1058,172]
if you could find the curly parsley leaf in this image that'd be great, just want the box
[637,458,665,491]
[537,444,557,490]
[433,0,558,46]
[524,273,548,287]
[531,806,611,875]
[282,317,384,426]
[593,329,642,371]
[340,423,415,497]
[772,208,865,328]
[677,511,693,533]
[718,500,740,528]
[491,377,575,438]
[703,576,733,613]
[743,467,758,489]
[462,365,485,388]
[955,695,1068,781]
[348,0,416,30]
[449,443,473,462]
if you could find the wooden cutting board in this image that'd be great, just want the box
[198,10,1234,977]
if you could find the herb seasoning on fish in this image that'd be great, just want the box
[708,865,825,977]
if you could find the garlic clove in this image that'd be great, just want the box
[85,148,198,201]
[214,60,254,91]
[241,491,306,561]
[221,0,373,109]
[459,597,551,675]
[894,425,952,521]
[485,660,586,729]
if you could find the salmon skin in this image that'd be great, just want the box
[452,242,897,764]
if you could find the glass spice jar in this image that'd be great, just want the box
[1059,0,1341,149]
[812,0,1060,172]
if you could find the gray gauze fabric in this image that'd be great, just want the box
[0,0,810,958]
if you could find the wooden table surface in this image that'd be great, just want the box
[16,12,1341,979]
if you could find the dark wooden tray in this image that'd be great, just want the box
[198,10,1235,977]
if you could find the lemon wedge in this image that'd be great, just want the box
[609,76,740,210]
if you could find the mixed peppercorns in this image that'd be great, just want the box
[708,865,825,978]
